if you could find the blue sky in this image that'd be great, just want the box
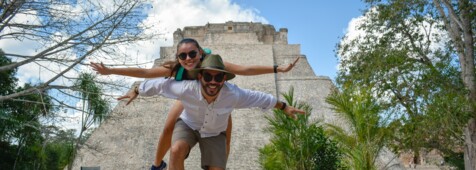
[0,0,368,129]
[1,0,368,85]
[231,1,367,79]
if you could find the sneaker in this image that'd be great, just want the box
[150,161,167,170]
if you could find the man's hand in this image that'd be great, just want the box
[283,105,306,119]
[117,87,139,105]
[90,62,112,75]
[277,57,300,73]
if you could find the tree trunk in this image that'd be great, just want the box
[465,119,476,170]
[434,0,476,168]
[68,101,88,170]
[460,0,476,168]
[13,136,25,170]
[67,126,84,170]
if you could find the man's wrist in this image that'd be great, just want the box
[280,101,287,110]
[273,65,278,73]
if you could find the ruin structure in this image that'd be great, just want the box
[71,21,403,169]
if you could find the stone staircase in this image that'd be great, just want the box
[406,165,451,170]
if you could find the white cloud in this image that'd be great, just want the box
[2,0,268,88]
[0,11,43,56]
[0,11,51,86]
[338,8,449,72]
[1,0,267,131]
[130,0,268,58]
[342,16,366,46]
[337,7,451,109]
[92,0,268,96]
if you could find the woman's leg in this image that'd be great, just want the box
[153,100,184,166]
[225,115,232,159]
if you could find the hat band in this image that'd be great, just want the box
[202,66,225,71]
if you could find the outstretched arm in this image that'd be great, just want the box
[274,101,306,119]
[233,87,306,118]
[90,62,173,78]
[117,78,185,105]
[223,57,299,75]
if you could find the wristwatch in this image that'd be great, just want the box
[280,101,287,110]
[134,85,139,94]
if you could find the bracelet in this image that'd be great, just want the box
[280,101,287,110]
[273,65,278,73]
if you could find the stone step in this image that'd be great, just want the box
[407,165,441,170]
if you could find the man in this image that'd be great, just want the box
[119,54,305,170]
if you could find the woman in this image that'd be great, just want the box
[91,38,299,170]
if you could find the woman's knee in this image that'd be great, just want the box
[162,121,175,134]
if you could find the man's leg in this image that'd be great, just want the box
[169,119,197,170]
[169,140,189,170]
[199,132,227,170]
[225,115,232,159]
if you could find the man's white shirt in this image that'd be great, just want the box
[138,78,277,138]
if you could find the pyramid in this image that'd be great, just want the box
[71,21,403,169]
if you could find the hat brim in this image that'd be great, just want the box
[189,67,235,81]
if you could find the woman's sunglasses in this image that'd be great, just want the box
[202,72,225,82]
[177,51,198,60]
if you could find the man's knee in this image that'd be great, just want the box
[170,141,189,158]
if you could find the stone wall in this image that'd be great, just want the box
[173,21,286,45]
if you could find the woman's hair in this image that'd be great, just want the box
[161,38,205,79]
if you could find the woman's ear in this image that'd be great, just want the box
[198,48,203,54]
[200,49,206,59]
[197,72,202,79]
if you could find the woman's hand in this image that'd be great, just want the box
[278,56,300,73]
[90,62,111,75]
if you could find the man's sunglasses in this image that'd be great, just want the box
[202,72,225,82]
[177,51,198,60]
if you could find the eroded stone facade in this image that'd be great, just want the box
[71,22,404,170]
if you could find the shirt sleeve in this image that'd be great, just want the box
[233,86,277,110]
[138,78,184,99]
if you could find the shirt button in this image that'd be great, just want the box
[205,121,207,123]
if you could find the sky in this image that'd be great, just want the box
[0,0,368,86]
[229,1,367,79]
[0,0,368,131]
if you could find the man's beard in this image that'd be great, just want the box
[201,82,223,97]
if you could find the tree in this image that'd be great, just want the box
[0,49,58,169]
[337,0,474,167]
[0,83,59,169]
[68,72,109,170]
[0,0,157,105]
[432,1,476,168]
[42,128,76,170]
[0,49,17,96]
[1,45,88,169]
[259,88,343,170]
[0,1,158,167]
[325,86,391,170]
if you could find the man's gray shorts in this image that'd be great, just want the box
[172,119,227,169]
